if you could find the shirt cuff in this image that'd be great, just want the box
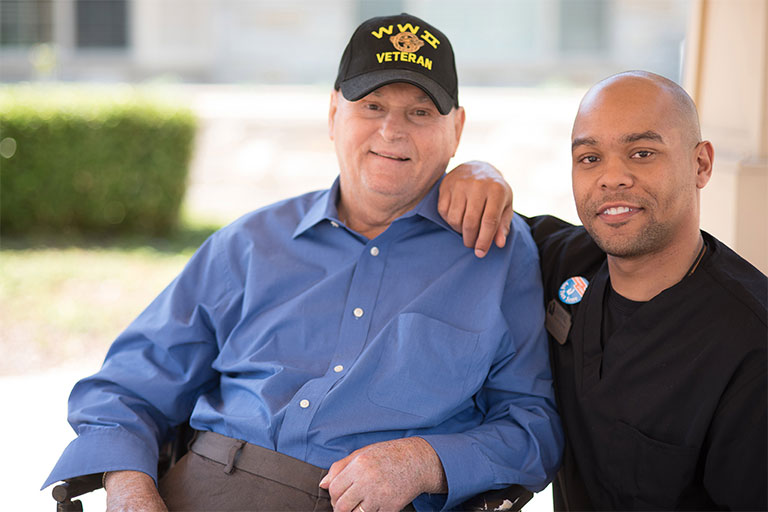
[42,426,159,490]
[418,433,497,511]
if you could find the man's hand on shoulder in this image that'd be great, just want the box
[104,470,168,512]
[439,161,514,258]
[319,437,447,512]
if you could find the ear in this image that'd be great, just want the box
[328,90,339,141]
[694,140,714,189]
[450,106,466,157]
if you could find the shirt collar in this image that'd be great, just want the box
[292,178,342,238]
[408,175,458,235]
[292,174,459,239]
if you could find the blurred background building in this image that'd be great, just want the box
[0,0,766,312]
[1,0,690,86]
[4,0,764,271]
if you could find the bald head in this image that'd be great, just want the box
[576,71,701,148]
[570,69,714,265]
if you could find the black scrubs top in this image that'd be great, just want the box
[525,215,768,511]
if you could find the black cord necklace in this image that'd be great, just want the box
[685,236,707,277]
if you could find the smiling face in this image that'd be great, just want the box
[329,82,464,220]
[571,74,711,259]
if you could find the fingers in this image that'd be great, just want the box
[466,178,512,257]
[332,483,365,512]
[324,471,353,509]
[472,205,498,258]
[321,439,429,512]
[475,180,513,254]
[438,164,468,236]
[440,163,514,257]
[437,179,452,223]
[319,459,343,489]
[461,193,484,253]
[440,177,489,252]
[442,189,469,239]
[469,179,507,257]
[495,203,515,249]
[320,454,355,509]
[324,461,366,512]
[446,188,506,258]
[495,180,514,249]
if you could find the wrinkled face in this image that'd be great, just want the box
[571,79,704,258]
[329,82,464,212]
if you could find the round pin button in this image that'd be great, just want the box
[558,276,590,304]
[353,307,364,318]
[299,399,310,408]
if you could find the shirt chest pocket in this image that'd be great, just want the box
[605,421,700,509]
[366,312,482,419]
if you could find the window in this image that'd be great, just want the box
[357,0,404,22]
[558,0,608,55]
[76,0,128,48]
[0,0,53,46]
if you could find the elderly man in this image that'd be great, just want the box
[441,71,767,510]
[44,13,563,512]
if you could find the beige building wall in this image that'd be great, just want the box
[684,0,768,274]
[131,0,216,76]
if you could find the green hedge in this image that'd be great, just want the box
[0,86,197,235]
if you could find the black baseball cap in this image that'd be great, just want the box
[334,13,459,115]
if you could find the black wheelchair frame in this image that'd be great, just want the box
[52,422,533,511]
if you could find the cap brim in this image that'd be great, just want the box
[339,69,456,115]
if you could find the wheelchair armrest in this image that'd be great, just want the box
[460,483,533,511]
[51,422,191,511]
[52,473,102,511]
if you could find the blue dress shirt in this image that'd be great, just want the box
[44,178,563,510]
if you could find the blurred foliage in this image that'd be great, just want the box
[0,85,197,235]
[0,217,220,254]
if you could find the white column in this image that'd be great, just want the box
[684,0,768,273]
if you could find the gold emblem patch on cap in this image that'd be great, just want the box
[389,31,424,53]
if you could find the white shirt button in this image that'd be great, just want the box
[330,221,339,228]
[333,365,344,373]
[370,246,380,256]
[353,307,364,318]
[299,399,310,408]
